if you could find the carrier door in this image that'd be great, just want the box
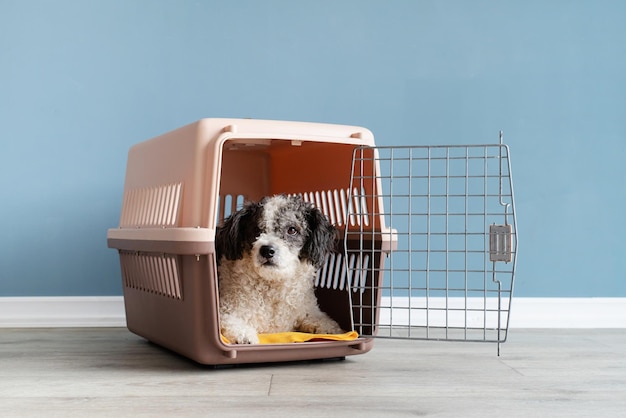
[345,140,518,353]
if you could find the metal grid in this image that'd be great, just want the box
[345,140,518,351]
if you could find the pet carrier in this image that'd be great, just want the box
[107,119,518,365]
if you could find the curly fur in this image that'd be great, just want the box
[215,195,343,344]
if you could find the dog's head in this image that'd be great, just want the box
[216,195,336,274]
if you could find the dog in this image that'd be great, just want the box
[215,195,343,344]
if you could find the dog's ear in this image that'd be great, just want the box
[302,204,337,268]
[216,201,260,262]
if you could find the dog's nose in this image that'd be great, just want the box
[260,245,276,259]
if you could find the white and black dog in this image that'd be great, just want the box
[215,195,343,344]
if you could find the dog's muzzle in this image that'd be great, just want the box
[259,245,277,266]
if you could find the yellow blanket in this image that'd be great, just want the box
[221,331,359,345]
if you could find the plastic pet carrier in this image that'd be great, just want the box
[107,119,518,365]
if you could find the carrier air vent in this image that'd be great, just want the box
[300,188,369,227]
[217,194,246,224]
[119,183,183,228]
[119,251,183,300]
[316,253,370,293]
[216,189,370,228]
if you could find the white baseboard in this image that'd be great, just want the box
[0,297,624,328]
[0,297,126,328]
[508,298,626,328]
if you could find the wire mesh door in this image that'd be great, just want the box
[345,139,518,353]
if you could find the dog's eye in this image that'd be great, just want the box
[286,226,299,236]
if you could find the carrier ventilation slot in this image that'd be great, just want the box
[120,183,182,228]
[217,189,369,228]
[316,253,370,293]
[119,251,183,300]
[299,188,369,227]
[217,194,246,224]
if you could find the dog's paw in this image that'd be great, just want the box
[316,323,344,335]
[223,329,259,345]
[297,315,343,335]
[224,334,259,344]
[236,334,259,344]
[220,316,260,344]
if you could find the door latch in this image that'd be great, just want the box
[489,224,512,263]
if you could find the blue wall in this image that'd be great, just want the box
[1,0,624,297]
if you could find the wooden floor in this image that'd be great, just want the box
[1,328,625,417]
